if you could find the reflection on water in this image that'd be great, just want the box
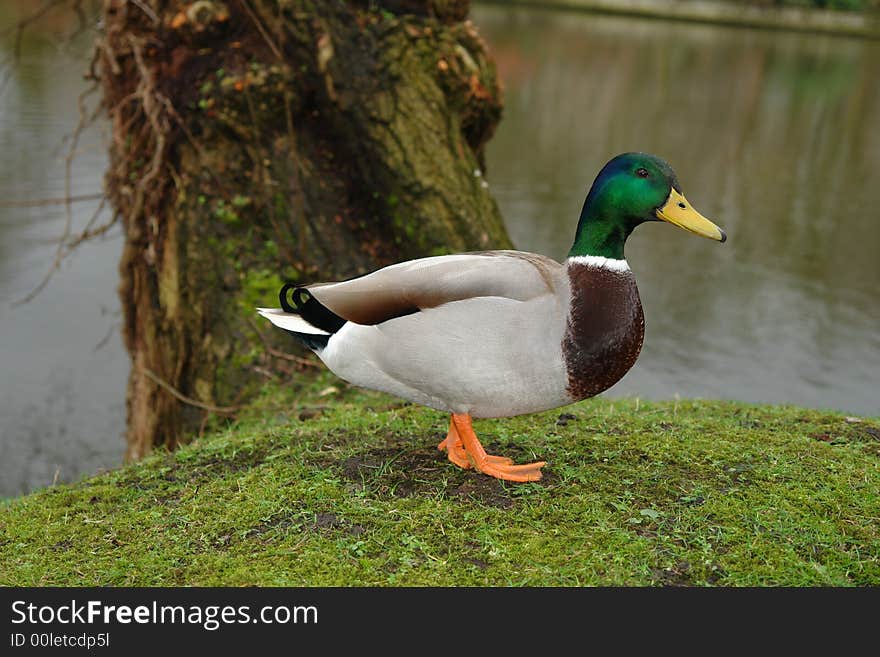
[0,15,125,497]
[477,7,880,416]
[1,7,878,496]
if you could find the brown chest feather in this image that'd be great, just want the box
[562,264,645,400]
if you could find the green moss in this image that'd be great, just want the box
[239,269,286,311]
[262,239,279,259]
[231,194,251,208]
[213,199,241,225]
[2,375,878,586]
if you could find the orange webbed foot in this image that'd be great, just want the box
[441,413,545,483]
[473,459,546,483]
[438,419,518,470]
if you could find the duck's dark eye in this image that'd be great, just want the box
[636,168,649,178]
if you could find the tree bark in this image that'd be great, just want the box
[97,0,511,459]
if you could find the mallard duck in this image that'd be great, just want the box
[258,153,725,482]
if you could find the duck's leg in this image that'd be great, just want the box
[438,416,514,470]
[437,418,472,469]
[450,413,546,483]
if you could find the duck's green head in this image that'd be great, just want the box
[569,152,726,260]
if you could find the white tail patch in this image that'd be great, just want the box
[256,308,330,335]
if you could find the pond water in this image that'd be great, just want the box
[1,6,878,496]
[476,6,880,415]
[0,18,126,497]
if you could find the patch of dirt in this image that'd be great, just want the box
[117,444,274,495]
[463,556,490,570]
[241,514,299,542]
[236,510,364,548]
[309,511,365,536]
[333,438,551,508]
[298,408,323,421]
[556,413,578,427]
[706,565,726,585]
[462,540,492,570]
[312,511,343,530]
[186,444,274,478]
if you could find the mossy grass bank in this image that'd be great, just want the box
[2,373,878,586]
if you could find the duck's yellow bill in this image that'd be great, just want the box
[655,188,726,243]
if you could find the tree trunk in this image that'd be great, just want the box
[97,0,511,460]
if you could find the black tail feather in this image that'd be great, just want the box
[278,282,345,349]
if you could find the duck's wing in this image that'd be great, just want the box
[302,250,563,327]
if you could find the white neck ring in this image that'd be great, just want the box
[567,255,630,272]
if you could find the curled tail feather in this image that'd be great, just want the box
[257,283,348,351]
